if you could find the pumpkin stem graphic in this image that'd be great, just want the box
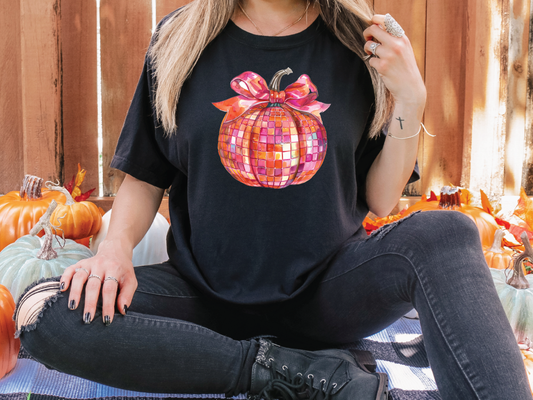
[507,231,532,290]
[269,67,293,91]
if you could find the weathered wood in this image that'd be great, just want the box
[461,0,507,198]
[156,0,191,23]
[0,0,23,194]
[373,0,426,195]
[424,0,467,193]
[62,1,99,191]
[20,0,63,184]
[100,0,153,196]
[524,0,533,194]
[503,0,530,196]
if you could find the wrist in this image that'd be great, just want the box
[97,238,134,259]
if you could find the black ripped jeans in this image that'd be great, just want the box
[16,211,532,400]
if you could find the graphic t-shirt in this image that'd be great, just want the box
[111,14,419,305]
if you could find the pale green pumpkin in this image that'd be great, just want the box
[0,200,93,301]
[0,235,93,301]
[491,231,533,345]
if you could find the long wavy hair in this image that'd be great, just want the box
[148,0,392,139]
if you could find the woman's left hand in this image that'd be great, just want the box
[363,14,426,106]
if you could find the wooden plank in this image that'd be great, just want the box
[20,0,63,184]
[523,0,533,194]
[373,0,426,195]
[61,1,99,191]
[424,0,467,193]
[100,0,153,196]
[461,0,507,198]
[0,0,23,194]
[503,0,530,195]
[156,0,191,23]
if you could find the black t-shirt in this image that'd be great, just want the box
[111,15,419,305]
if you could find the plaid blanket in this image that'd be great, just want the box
[0,317,440,400]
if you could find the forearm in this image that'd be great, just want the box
[366,100,425,217]
[98,174,165,258]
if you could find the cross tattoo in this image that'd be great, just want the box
[396,117,405,130]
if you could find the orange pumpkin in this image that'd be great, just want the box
[47,184,102,240]
[484,229,515,270]
[404,186,500,247]
[0,284,20,379]
[0,175,65,251]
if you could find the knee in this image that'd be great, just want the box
[14,278,61,339]
[409,210,482,250]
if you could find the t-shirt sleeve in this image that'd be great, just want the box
[110,56,178,189]
[355,125,421,206]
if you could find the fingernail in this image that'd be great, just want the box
[104,315,111,326]
[60,282,65,290]
[69,300,76,310]
[123,305,128,315]
[84,312,91,324]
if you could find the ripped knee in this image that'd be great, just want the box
[14,277,62,339]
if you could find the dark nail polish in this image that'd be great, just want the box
[123,305,128,315]
[104,315,111,326]
[69,300,76,310]
[84,312,91,324]
[60,282,65,290]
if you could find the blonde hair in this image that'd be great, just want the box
[148,0,392,139]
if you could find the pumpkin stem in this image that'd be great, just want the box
[30,200,59,260]
[506,232,532,289]
[45,182,75,206]
[269,68,293,91]
[488,230,505,253]
[438,186,462,209]
[19,175,44,200]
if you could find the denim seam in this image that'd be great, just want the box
[320,250,481,399]
[123,313,238,342]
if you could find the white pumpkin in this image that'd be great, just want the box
[90,210,169,266]
[0,235,93,300]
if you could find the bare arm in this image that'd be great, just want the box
[60,174,165,325]
[363,15,427,217]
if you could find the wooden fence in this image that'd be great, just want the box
[1,0,532,213]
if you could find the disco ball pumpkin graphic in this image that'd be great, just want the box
[213,68,330,188]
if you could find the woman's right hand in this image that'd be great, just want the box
[60,239,138,325]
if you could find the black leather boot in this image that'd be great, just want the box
[249,339,388,400]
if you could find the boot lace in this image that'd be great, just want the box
[257,368,334,400]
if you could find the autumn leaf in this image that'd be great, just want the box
[460,188,473,205]
[514,187,533,230]
[480,189,494,215]
[428,191,438,202]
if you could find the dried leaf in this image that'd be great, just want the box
[428,191,438,202]
[74,188,96,202]
[65,173,76,194]
[495,217,511,230]
[508,224,533,243]
[480,189,494,215]
[514,187,533,230]
[460,188,473,205]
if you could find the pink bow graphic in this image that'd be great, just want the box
[213,71,330,122]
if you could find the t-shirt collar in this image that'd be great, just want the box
[225,15,323,49]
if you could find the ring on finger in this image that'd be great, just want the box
[369,42,381,57]
[384,13,405,38]
[104,276,119,285]
[88,274,102,283]
[75,267,90,276]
